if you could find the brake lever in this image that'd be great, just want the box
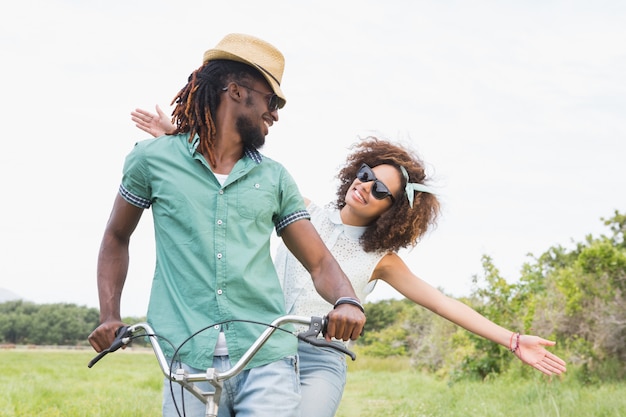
[296,316,357,361]
[88,326,132,368]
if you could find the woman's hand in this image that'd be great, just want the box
[514,335,567,376]
[131,105,175,137]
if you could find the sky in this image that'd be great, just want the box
[1,1,625,317]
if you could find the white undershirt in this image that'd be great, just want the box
[213,172,228,186]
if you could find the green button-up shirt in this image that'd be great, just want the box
[119,133,309,370]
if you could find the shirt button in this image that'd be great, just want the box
[254,183,260,189]
[217,289,223,295]
[219,189,224,195]
[214,325,220,330]
[217,219,223,225]
[217,253,222,259]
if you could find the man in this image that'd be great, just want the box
[88,33,366,417]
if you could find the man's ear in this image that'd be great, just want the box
[223,82,243,101]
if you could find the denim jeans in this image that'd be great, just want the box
[162,355,300,417]
[298,340,348,417]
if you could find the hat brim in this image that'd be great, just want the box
[203,49,286,109]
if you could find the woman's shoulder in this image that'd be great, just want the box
[305,200,335,219]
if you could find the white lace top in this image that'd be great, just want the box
[275,202,386,325]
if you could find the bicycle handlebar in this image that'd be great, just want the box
[87,326,133,368]
[295,317,356,360]
[88,315,356,376]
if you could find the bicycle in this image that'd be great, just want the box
[88,315,356,417]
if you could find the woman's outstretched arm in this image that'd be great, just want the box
[374,253,567,376]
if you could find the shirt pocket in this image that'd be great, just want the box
[234,179,278,222]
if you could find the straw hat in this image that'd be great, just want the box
[203,33,286,108]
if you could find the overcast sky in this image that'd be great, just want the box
[1,1,625,317]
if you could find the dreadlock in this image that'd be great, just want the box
[169,59,265,167]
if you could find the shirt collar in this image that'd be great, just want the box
[188,133,200,155]
[244,147,263,164]
[187,134,264,164]
[329,209,367,240]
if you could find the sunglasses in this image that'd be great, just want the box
[224,83,280,112]
[356,164,396,203]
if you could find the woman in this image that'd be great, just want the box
[132,107,567,417]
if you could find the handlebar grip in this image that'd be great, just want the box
[109,326,132,352]
[297,316,357,361]
[87,326,131,368]
[322,313,365,337]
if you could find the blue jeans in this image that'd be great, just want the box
[298,340,348,417]
[162,355,300,417]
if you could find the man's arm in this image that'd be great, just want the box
[280,219,366,342]
[88,194,144,352]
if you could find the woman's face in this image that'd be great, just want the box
[343,163,402,223]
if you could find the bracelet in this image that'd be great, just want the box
[509,332,520,353]
[334,297,365,313]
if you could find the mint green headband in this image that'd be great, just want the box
[400,166,434,208]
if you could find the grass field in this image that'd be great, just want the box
[1,349,625,416]
[339,355,626,417]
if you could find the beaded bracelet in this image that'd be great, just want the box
[509,332,521,353]
[334,297,365,313]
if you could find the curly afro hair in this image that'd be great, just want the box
[332,137,440,253]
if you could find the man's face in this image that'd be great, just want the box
[230,76,281,150]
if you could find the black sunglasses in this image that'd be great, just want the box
[356,164,395,203]
[223,83,280,112]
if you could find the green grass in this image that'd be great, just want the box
[338,356,626,417]
[0,349,162,417]
[1,350,625,417]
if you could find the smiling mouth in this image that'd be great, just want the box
[353,187,366,204]
[261,119,270,135]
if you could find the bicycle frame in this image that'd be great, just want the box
[89,315,355,417]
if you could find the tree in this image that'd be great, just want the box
[356,211,626,381]
[0,301,100,346]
